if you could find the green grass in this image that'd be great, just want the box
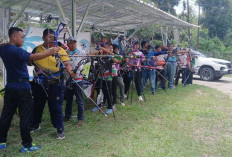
[0,85,232,157]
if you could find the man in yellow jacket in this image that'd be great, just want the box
[30,29,76,139]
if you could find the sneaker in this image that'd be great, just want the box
[57,130,65,140]
[30,125,41,133]
[106,109,113,114]
[75,120,84,128]
[138,96,143,101]
[124,94,127,98]
[92,106,100,112]
[21,143,42,152]
[0,143,6,150]
[121,102,125,106]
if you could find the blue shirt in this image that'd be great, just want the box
[167,49,178,62]
[167,56,177,62]
[143,50,167,67]
[151,51,167,57]
[0,44,31,89]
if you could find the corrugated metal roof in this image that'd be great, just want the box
[0,0,199,31]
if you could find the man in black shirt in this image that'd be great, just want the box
[0,27,59,152]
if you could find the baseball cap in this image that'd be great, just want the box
[67,36,77,43]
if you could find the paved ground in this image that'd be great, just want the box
[193,75,232,99]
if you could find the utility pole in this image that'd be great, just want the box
[187,0,191,48]
[197,4,200,50]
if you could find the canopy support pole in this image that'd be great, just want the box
[71,0,77,37]
[77,2,91,36]
[3,9,8,87]
[9,0,32,27]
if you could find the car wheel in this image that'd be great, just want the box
[199,67,215,81]
[214,76,223,80]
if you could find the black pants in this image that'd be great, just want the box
[123,71,142,96]
[184,69,193,85]
[175,69,183,86]
[187,71,193,84]
[65,81,84,120]
[155,69,166,89]
[101,80,113,109]
[134,71,142,96]
[123,71,131,95]
[31,81,65,131]
[0,88,33,148]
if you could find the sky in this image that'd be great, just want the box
[174,0,199,15]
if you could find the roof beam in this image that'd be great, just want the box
[0,0,22,8]
[9,0,32,27]
[127,25,144,40]
[77,2,91,36]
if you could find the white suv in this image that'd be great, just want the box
[190,49,232,81]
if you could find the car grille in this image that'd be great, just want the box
[226,63,232,69]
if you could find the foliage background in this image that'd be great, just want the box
[137,0,232,62]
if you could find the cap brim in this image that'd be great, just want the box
[68,40,77,43]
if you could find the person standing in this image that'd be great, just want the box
[0,27,59,152]
[141,45,156,95]
[126,41,145,101]
[64,37,85,127]
[140,40,148,55]
[30,29,76,139]
[91,43,122,114]
[111,44,126,106]
[142,45,168,94]
[175,53,188,86]
[165,45,189,89]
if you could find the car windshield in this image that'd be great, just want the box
[190,49,206,57]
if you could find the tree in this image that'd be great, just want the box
[151,0,181,15]
[197,0,232,40]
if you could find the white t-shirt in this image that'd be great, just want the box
[177,54,188,68]
[68,49,86,82]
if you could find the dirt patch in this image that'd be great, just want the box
[194,76,232,99]
[196,89,208,95]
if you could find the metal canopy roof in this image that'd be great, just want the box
[0,0,198,32]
